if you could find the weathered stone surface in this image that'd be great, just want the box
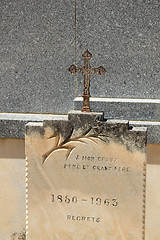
[0,113,159,143]
[130,121,160,145]
[26,111,147,239]
[1,139,159,240]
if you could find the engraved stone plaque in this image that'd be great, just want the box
[26,111,147,240]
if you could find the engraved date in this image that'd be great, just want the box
[51,194,118,207]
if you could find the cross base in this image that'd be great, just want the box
[81,94,91,112]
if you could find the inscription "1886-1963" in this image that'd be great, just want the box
[52,194,118,207]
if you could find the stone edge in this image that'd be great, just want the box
[74,97,160,121]
[0,113,160,143]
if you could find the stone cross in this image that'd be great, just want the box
[67,50,106,112]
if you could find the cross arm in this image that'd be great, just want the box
[67,65,82,74]
[91,66,106,76]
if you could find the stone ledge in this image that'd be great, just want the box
[0,113,160,143]
[130,121,160,144]
[0,113,68,139]
[74,97,160,121]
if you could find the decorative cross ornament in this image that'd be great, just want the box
[67,50,106,112]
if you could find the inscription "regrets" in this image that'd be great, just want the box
[67,215,100,223]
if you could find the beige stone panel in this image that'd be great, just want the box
[147,144,160,165]
[1,138,159,239]
[0,138,25,159]
[0,138,25,239]
[26,131,146,240]
[146,164,160,240]
[146,143,160,240]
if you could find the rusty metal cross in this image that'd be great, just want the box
[67,50,106,112]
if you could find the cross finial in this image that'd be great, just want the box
[68,50,106,112]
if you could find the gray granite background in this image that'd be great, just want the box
[0,0,160,115]
[76,0,160,98]
[1,0,75,114]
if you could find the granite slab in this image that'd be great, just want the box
[76,0,160,99]
[0,0,75,114]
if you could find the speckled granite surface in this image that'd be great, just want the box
[76,0,160,99]
[0,0,159,114]
[1,0,75,114]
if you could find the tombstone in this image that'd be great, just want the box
[25,111,147,239]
